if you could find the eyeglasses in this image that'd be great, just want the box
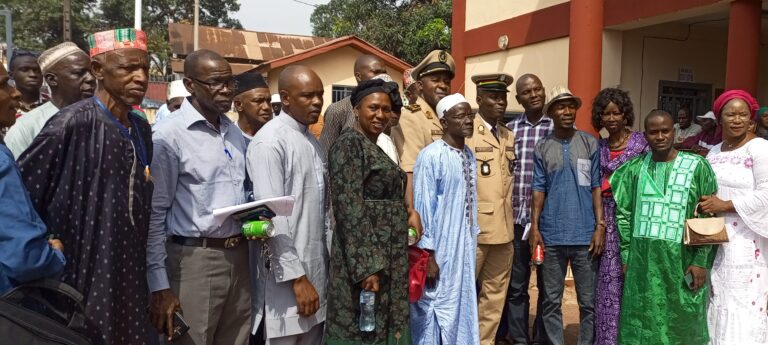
[721,112,751,120]
[189,77,236,92]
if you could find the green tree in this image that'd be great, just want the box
[310,0,451,65]
[0,0,241,76]
[98,0,242,76]
[1,0,99,52]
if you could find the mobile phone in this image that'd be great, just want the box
[171,311,190,340]
[684,271,694,290]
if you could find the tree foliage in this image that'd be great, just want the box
[98,0,242,76]
[1,0,99,52]
[310,0,452,66]
[1,0,241,76]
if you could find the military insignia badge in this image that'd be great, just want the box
[480,160,491,176]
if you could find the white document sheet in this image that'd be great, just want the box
[212,195,295,226]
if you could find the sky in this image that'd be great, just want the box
[233,0,330,36]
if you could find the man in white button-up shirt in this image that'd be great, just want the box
[248,65,329,345]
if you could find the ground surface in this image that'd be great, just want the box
[498,270,580,345]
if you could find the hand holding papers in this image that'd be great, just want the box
[212,196,295,227]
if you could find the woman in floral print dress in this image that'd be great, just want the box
[590,88,648,345]
[325,78,419,345]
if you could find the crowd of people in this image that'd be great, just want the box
[0,27,766,345]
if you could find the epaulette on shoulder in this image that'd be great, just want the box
[405,104,421,112]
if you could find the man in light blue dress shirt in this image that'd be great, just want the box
[147,50,251,345]
[247,65,329,345]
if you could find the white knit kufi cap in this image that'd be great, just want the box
[271,94,281,103]
[435,93,469,119]
[167,80,191,99]
[38,42,86,74]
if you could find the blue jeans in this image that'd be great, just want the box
[497,224,546,344]
[540,245,597,345]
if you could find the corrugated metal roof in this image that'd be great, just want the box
[168,23,333,63]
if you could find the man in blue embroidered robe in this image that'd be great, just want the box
[411,94,480,344]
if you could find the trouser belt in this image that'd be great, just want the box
[169,235,244,249]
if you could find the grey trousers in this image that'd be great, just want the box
[166,242,251,345]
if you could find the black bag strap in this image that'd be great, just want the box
[3,279,85,306]
[2,279,87,330]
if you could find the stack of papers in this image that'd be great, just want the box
[212,196,295,227]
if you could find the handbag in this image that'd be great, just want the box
[407,247,430,303]
[684,204,729,245]
[0,279,91,344]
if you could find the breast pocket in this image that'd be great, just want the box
[504,151,515,175]
[577,158,591,187]
[476,155,497,178]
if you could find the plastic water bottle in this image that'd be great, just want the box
[359,290,376,332]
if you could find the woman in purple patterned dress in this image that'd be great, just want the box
[590,88,648,345]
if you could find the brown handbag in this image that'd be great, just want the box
[684,204,729,245]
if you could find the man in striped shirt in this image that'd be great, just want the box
[498,73,552,345]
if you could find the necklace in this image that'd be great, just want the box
[609,130,630,150]
[723,136,746,151]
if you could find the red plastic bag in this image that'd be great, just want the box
[408,247,430,303]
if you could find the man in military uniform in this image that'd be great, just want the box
[466,74,516,345]
[391,50,454,209]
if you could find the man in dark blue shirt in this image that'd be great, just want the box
[0,60,65,294]
[529,86,604,345]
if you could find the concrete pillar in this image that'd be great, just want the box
[451,0,467,94]
[725,0,761,94]
[568,0,604,136]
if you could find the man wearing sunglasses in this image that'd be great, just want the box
[148,49,251,344]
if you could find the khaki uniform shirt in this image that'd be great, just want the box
[391,97,443,172]
[465,115,515,244]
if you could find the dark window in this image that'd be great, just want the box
[657,80,712,123]
[332,85,355,103]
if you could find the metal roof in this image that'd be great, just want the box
[168,22,334,72]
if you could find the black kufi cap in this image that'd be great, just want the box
[234,72,268,96]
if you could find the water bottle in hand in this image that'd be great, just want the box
[359,290,376,332]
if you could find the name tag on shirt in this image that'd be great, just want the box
[476,146,493,153]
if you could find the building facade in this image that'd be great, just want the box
[452,0,767,134]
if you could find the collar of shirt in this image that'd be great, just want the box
[237,122,254,140]
[179,98,233,134]
[277,110,309,133]
[480,114,494,131]
[519,112,551,127]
